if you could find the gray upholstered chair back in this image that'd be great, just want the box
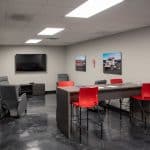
[0,78,27,117]
[57,74,69,81]
[0,85,18,109]
[0,76,9,85]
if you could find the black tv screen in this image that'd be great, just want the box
[15,54,46,72]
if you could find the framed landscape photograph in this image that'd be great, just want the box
[75,55,86,72]
[102,52,122,75]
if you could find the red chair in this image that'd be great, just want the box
[110,78,123,119]
[130,83,150,128]
[110,78,123,84]
[57,80,74,87]
[72,87,103,142]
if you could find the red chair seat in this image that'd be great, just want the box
[132,95,150,101]
[73,101,98,108]
[72,87,98,108]
[131,83,150,101]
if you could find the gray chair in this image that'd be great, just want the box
[57,74,69,81]
[0,76,9,118]
[32,83,45,96]
[95,80,107,85]
[0,76,9,85]
[0,85,27,117]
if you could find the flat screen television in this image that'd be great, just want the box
[15,54,46,72]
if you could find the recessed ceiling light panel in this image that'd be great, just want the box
[66,0,124,18]
[38,28,64,36]
[25,39,42,44]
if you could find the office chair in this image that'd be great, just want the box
[72,87,103,143]
[57,74,69,81]
[130,83,150,129]
[0,85,27,117]
[95,80,107,85]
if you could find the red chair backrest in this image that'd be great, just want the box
[79,87,98,107]
[57,81,74,87]
[142,83,150,98]
[110,78,123,84]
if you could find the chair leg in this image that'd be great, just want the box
[97,106,103,139]
[132,98,134,119]
[107,100,111,111]
[79,107,82,143]
[129,97,133,121]
[145,116,147,129]
[101,122,103,139]
[120,98,122,120]
[137,100,147,129]
[141,101,144,121]
[142,101,147,129]
[87,108,89,131]
[71,104,73,132]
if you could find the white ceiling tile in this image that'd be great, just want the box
[0,0,150,45]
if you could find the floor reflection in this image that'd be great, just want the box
[0,94,150,150]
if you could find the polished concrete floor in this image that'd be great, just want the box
[0,94,150,150]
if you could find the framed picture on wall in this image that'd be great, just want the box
[102,52,122,75]
[75,55,86,72]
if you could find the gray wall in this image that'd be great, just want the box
[1,27,150,92]
[0,46,66,91]
[66,27,150,85]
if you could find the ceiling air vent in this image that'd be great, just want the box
[45,37,59,40]
[10,14,32,22]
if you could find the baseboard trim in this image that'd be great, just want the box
[45,90,56,94]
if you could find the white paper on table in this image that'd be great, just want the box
[107,85,117,88]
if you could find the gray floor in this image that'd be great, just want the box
[0,94,150,150]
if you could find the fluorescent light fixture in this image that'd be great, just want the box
[25,39,42,44]
[66,0,124,18]
[38,28,64,36]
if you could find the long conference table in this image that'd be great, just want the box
[56,83,141,138]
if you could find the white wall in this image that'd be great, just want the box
[0,46,66,91]
[66,27,150,85]
[1,27,150,91]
